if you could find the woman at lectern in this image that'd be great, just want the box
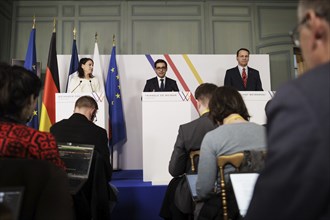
[68,58,103,93]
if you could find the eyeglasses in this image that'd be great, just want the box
[289,15,309,47]
[155,66,167,70]
[91,111,97,123]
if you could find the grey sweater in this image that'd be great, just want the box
[196,122,266,200]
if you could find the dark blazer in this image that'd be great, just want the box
[245,62,330,220]
[160,113,216,218]
[224,66,263,91]
[169,113,216,176]
[143,76,179,92]
[50,113,112,220]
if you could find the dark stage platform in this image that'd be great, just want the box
[111,170,167,220]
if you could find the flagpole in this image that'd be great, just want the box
[73,27,77,40]
[32,15,36,29]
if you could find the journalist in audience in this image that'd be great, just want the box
[0,62,65,169]
[245,0,330,219]
[160,83,217,220]
[50,95,113,220]
[68,58,103,93]
[195,86,266,220]
[0,62,74,220]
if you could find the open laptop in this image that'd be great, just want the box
[58,143,94,194]
[229,173,259,217]
[0,187,24,220]
[185,174,198,201]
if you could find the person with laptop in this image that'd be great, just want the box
[0,63,74,220]
[195,86,266,220]
[160,83,217,220]
[50,96,113,220]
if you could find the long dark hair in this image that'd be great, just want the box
[77,58,94,78]
[209,86,250,125]
[0,62,41,119]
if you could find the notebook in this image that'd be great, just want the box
[185,174,198,201]
[58,143,94,194]
[229,173,259,217]
[0,187,24,220]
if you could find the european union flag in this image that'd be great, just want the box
[24,27,39,129]
[66,39,79,92]
[106,45,127,148]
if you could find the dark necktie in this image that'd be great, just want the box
[160,79,165,91]
[242,68,247,88]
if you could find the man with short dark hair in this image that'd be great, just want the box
[143,59,179,92]
[245,0,330,219]
[50,95,113,220]
[160,83,218,220]
[224,48,263,91]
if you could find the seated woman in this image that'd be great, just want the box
[195,86,267,220]
[0,63,65,169]
[68,58,103,93]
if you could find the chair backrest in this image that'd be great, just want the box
[217,149,266,220]
[189,150,200,173]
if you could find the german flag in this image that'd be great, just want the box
[39,31,60,132]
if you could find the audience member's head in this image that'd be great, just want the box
[0,62,41,123]
[194,83,218,115]
[296,0,330,69]
[74,95,98,122]
[209,86,250,125]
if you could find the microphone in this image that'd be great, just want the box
[71,80,82,93]
[89,80,101,101]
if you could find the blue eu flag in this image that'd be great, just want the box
[106,45,127,148]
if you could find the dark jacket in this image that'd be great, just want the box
[143,76,179,92]
[50,113,112,220]
[224,66,263,91]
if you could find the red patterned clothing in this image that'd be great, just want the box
[0,121,65,170]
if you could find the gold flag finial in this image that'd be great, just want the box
[32,15,36,29]
[53,18,56,32]
[95,32,98,43]
[112,34,115,46]
[73,27,77,40]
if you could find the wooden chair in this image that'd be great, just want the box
[217,150,267,220]
[189,150,200,173]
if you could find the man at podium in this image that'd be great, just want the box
[224,48,263,91]
[143,59,179,92]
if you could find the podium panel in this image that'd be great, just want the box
[55,93,108,130]
[240,91,275,125]
[142,92,191,185]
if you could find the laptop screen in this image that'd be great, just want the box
[185,174,198,200]
[0,187,24,220]
[57,143,94,178]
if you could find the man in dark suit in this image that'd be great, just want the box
[50,96,113,220]
[245,0,330,219]
[143,59,179,92]
[160,83,217,220]
[224,48,263,91]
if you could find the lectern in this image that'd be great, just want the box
[142,92,192,185]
